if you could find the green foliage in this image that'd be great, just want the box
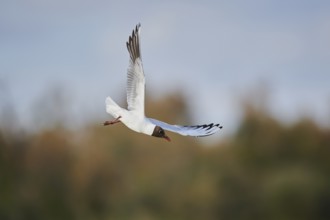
[0,94,329,220]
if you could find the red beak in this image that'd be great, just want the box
[164,135,171,142]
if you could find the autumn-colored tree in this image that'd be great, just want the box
[0,89,329,220]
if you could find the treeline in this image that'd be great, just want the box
[0,94,329,220]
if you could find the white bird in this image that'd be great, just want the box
[104,24,222,141]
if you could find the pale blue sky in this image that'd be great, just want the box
[1,0,330,137]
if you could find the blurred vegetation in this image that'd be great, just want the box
[0,90,330,220]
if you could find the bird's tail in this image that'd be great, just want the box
[105,96,123,118]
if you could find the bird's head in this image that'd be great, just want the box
[152,126,171,142]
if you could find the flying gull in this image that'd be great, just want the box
[104,24,222,141]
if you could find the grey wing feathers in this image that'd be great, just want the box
[182,123,223,137]
[126,24,141,62]
[126,24,145,113]
[149,118,222,137]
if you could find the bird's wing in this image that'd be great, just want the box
[149,118,222,137]
[126,23,145,115]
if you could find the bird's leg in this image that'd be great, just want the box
[103,116,122,126]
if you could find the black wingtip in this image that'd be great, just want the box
[136,23,141,31]
[133,23,141,36]
[126,23,141,61]
[215,124,223,129]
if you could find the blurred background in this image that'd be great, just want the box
[1,0,330,219]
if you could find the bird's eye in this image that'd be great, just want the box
[159,130,164,135]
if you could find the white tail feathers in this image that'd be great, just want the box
[105,97,123,118]
[105,96,117,106]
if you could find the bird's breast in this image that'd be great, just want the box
[121,114,154,136]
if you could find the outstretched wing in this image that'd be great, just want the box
[149,118,222,137]
[126,23,145,114]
